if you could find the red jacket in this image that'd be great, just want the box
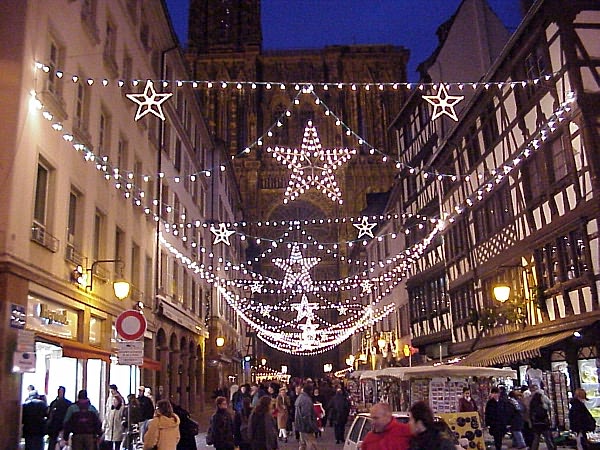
[361,419,412,450]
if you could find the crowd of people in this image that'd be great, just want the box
[21,383,199,450]
[207,377,352,450]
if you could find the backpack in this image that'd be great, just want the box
[206,414,215,445]
[67,407,102,436]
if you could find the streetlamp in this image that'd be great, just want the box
[260,357,267,366]
[492,284,511,303]
[216,336,225,348]
[323,363,332,373]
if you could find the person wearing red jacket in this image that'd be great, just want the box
[361,402,412,450]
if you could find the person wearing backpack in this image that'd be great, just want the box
[207,396,235,450]
[569,388,597,450]
[528,384,556,450]
[63,389,103,450]
[234,397,252,450]
[484,387,511,450]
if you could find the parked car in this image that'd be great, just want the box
[343,411,462,450]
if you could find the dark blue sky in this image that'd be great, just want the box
[165,0,522,81]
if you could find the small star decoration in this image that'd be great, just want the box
[250,281,263,294]
[360,279,374,294]
[126,80,173,121]
[210,223,236,246]
[290,294,318,321]
[353,216,377,239]
[299,318,319,344]
[422,84,464,122]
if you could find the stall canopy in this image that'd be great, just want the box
[458,330,576,367]
[359,365,516,380]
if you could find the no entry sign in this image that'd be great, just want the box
[115,310,147,341]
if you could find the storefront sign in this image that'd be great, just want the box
[27,295,78,339]
[12,352,36,373]
[159,300,202,333]
[10,304,26,329]
[116,340,144,366]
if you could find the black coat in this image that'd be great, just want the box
[508,398,525,431]
[212,408,235,450]
[485,398,512,433]
[248,411,278,450]
[137,395,154,421]
[327,392,351,425]
[47,396,72,436]
[173,404,198,450]
[409,425,456,450]
[22,397,48,437]
[569,398,596,433]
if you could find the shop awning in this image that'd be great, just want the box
[359,366,516,380]
[37,334,112,363]
[458,329,575,367]
[142,357,161,371]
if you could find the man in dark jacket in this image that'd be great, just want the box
[485,387,512,450]
[63,389,102,450]
[210,396,235,450]
[22,388,47,450]
[569,388,596,450]
[136,385,154,439]
[46,386,72,450]
[294,384,318,450]
[328,388,351,444]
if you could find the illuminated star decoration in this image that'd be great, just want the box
[353,216,377,239]
[337,305,348,316]
[267,120,356,205]
[260,304,273,316]
[126,80,173,121]
[290,294,319,321]
[273,244,320,291]
[298,318,319,345]
[250,281,263,294]
[360,279,374,294]
[210,223,236,246]
[422,84,464,122]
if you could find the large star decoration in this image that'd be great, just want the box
[354,216,377,239]
[290,294,319,321]
[267,120,356,205]
[273,244,320,291]
[126,80,173,121]
[210,223,236,246]
[422,84,464,122]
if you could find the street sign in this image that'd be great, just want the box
[16,329,35,352]
[12,352,36,373]
[116,340,144,366]
[115,310,147,341]
[10,304,26,329]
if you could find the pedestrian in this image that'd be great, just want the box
[458,387,477,413]
[569,388,596,450]
[528,384,556,450]
[250,383,267,408]
[484,386,511,450]
[63,389,103,450]
[172,401,199,450]
[275,387,290,442]
[294,384,319,450]
[46,386,72,450]
[143,399,180,450]
[289,384,301,441]
[248,395,279,450]
[122,394,143,450]
[508,390,527,449]
[361,402,412,450]
[137,385,155,438]
[408,401,456,450]
[22,387,47,450]
[209,396,235,450]
[234,397,252,450]
[327,388,351,444]
[232,384,245,414]
[105,384,125,413]
[102,395,124,449]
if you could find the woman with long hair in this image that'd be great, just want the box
[102,395,124,449]
[248,395,278,450]
[143,399,180,450]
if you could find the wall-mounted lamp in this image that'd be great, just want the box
[492,284,511,303]
[377,337,387,350]
[216,336,225,347]
[72,259,130,300]
[260,357,267,366]
[323,363,333,373]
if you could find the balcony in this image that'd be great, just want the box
[31,224,59,253]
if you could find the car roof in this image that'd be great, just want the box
[355,411,409,418]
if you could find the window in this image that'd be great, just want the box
[418,102,429,128]
[114,227,125,263]
[66,189,83,264]
[145,255,153,299]
[445,218,469,260]
[92,209,105,261]
[535,228,589,288]
[33,162,50,227]
[103,19,118,73]
[81,0,99,42]
[473,183,513,242]
[174,138,182,172]
[403,122,414,149]
[523,134,571,202]
[122,52,132,84]
[523,45,550,100]
[74,80,90,133]
[99,110,111,153]
[464,125,481,169]
[161,182,169,221]
[408,274,448,322]
[47,37,63,97]
[450,282,476,324]
[481,102,498,151]
[117,136,128,172]
[131,242,140,289]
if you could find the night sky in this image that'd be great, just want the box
[165,0,523,81]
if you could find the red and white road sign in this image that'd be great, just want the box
[115,310,147,340]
